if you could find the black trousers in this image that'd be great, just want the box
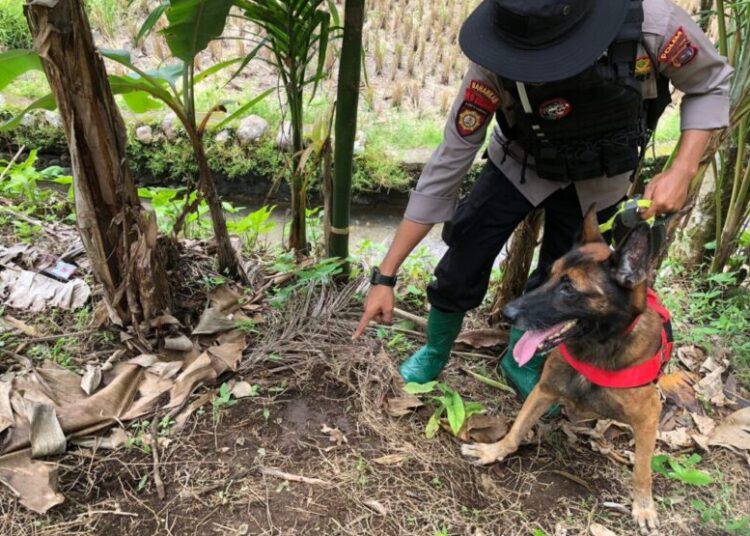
[428,161,621,313]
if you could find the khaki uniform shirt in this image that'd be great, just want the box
[405,0,734,225]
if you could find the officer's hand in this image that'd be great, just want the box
[641,165,693,220]
[352,285,395,340]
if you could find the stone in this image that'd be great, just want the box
[237,115,269,145]
[161,112,180,141]
[276,121,292,149]
[215,130,232,144]
[135,125,153,145]
[42,111,62,129]
[353,129,367,155]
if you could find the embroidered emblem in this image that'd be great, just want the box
[539,98,571,121]
[659,26,697,68]
[455,80,500,137]
[635,56,653,77]
[673,45,698,68]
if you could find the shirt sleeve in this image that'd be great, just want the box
[651,1,733,131]
[404,63,503,224]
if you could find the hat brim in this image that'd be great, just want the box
[459,0,631,83]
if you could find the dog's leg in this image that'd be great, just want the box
[461,384,558,465]
[624,389,661,534]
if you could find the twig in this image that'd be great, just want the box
[393,307,427,330]
[0,146,25,182]
[20,330,98,345]
[77,510,139,518]
[150,417,166,500]
[259,467,331,486]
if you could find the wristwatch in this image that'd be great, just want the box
[370,267,398,287]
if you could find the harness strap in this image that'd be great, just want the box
[560,289,673,389]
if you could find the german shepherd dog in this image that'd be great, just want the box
[462,207,664,534]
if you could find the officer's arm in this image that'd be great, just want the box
[378,64,503,276]
[642,1,733,218]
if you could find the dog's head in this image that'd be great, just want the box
[503,205,652,366]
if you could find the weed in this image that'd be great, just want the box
[404,382,484,438]
[690,480,750,535]
[651,453,713,486]
[269,257,345,308]
[125,420,152,455]
[212,383,237,424]
[228,205,276,250]
[236,318,259,335]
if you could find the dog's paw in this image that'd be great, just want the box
[632,501,660,535]
[460,442,509,465]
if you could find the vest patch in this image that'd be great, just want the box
[455,80,499,137]
[538,98,572,121]
[635,56,653,77]
[659,27,697,68]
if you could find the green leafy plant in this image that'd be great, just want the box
[212,382,237,423]
[235,0,340,252]
[227,205,276,250]
[0,0,32,49]
[269,256,345,307]
[404,382,484,439]
[651,453,713,486]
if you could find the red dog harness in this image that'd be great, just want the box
[559,289,673,389]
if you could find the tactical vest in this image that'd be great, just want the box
[496,0,672,182]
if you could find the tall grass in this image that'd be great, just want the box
[0,0,32,49]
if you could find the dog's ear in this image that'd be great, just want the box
[611,223,652,288]
[578,204,605,245]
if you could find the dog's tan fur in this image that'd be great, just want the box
[462,208,664,534]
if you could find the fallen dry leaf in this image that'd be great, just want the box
[209,285,242,313]
[192,307,236,336]
[166,353,216,410]
[207,341,245,375]
[28,403,66,458]
[590,523,619,536]
[692,413,716,436]
[363,499,387,516]
[456,329,508,349]
[675,345,704,371]
[321,424,348,446]
[0,381,13,435]
[372,454,407,466]
[3,315,40,337]
[0,268,90,311]
[708,407,750,451]
[80,365,102,396]
[695,367,727,406]
[164,335,193,352]
[384,393,423,417]
[458,414,510,443]
[230,381,258,399]
[150,314,182,329]
[0,449,64,514]
[72,427,129,450]
[657,428,693,449]
[658,371,700,412]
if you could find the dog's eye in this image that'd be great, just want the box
[559,275,575,294]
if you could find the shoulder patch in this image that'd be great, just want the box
[658,27,698,68]
[455,80,500,137]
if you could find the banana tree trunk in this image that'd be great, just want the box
[489,209,543,325]
[288,88,307,253]
[328,0,365,260]
[24,0,171,326]
[184,126,244,279]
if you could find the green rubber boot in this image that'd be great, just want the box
[499,327,560,416]
[399,308,465,384]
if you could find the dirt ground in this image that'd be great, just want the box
[2,298,748,536]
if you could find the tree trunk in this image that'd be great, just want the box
[24,0,171,327]
[329,0,364,260]
[185,128,244,279]
[489,209,543,325]
[288,90,307,253]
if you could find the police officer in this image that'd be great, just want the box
[353,0,732,397]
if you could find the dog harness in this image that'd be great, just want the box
[559,289,673,388]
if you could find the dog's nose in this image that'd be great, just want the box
[503,302,521,323]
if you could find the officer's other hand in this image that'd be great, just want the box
[352,285,395,340]
[641,165,693,220]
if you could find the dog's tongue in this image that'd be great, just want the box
[513,324,565,366]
